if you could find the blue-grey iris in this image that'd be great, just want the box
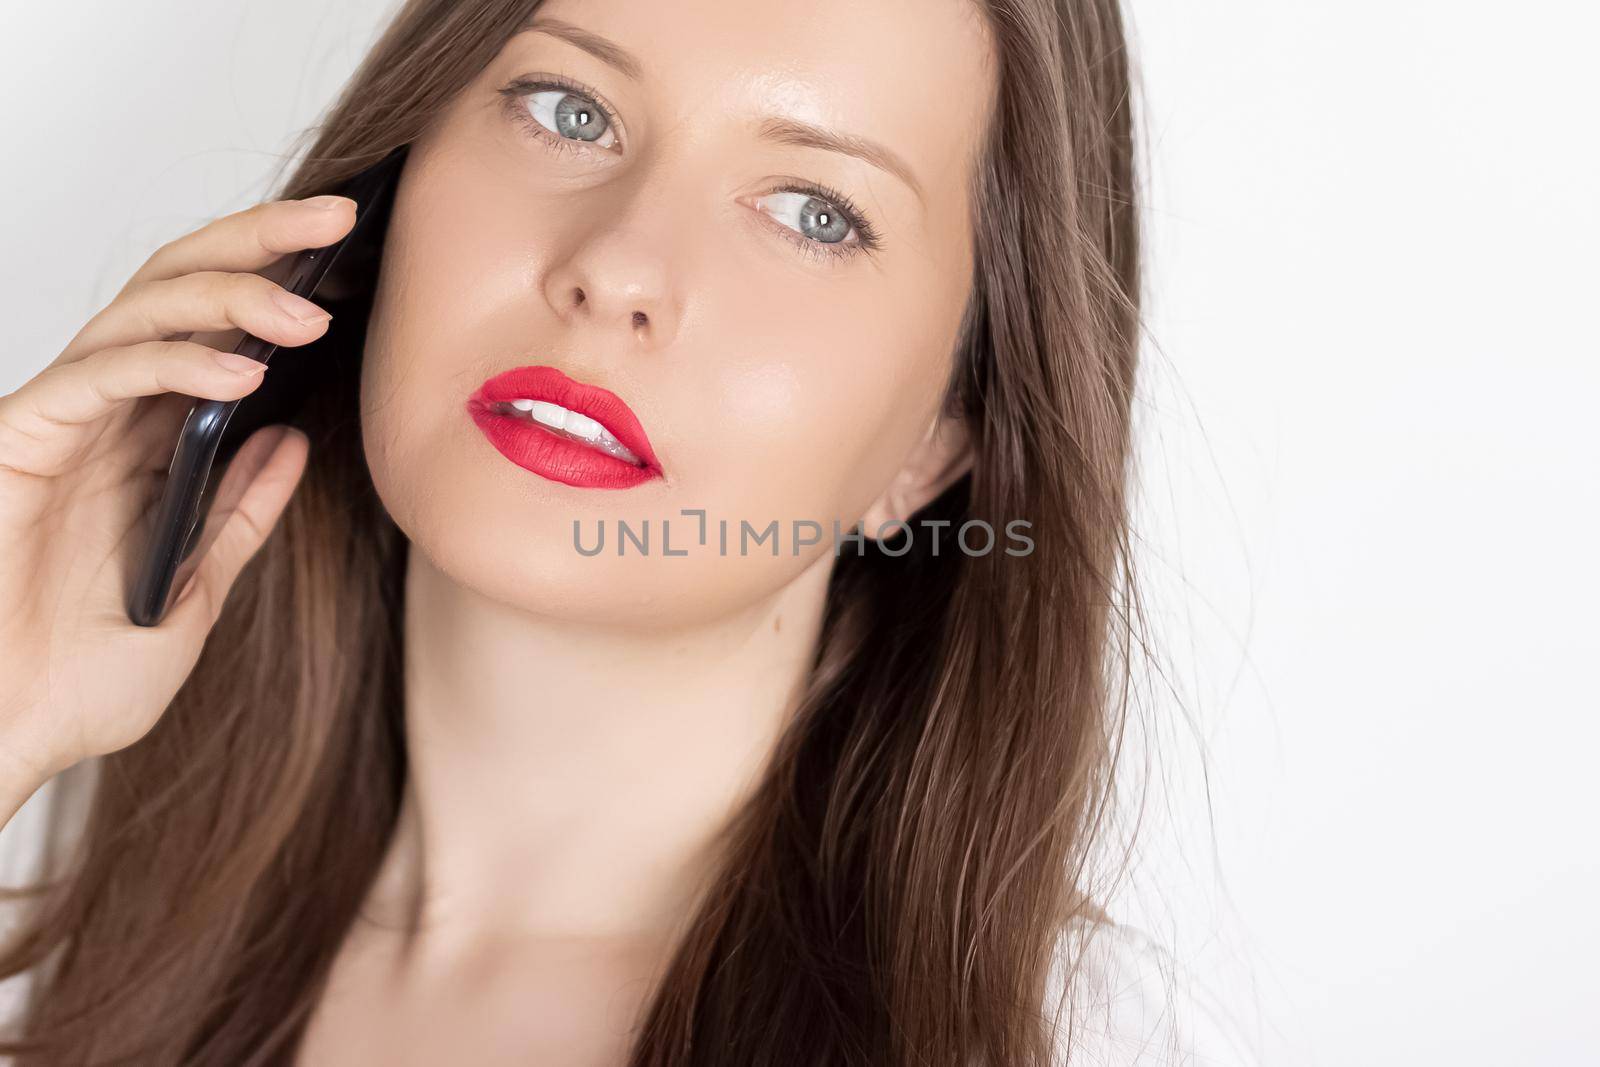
[554,94,608,142]
[798,197,850,243]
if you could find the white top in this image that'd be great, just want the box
[0,771,1240,1064]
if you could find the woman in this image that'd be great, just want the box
[0,0,1204,1062]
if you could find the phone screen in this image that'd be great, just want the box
[124,144,408,627]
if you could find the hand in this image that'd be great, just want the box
[0,193,356,795]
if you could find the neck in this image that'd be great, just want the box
[358,543,833,952]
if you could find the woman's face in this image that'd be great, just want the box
[361,0,995,628]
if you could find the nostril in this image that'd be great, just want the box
[574,287,586,307]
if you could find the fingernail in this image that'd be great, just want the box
[272,289,332,325]
[300,194,353,211]
[215,351,268,374]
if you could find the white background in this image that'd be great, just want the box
[1,2,1595,1064]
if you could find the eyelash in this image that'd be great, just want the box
[498,74,620,157]
[496,75,884,263]
[764,180,884,262]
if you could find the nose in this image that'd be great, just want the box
[542,212,683,350]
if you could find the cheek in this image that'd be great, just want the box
[357,165,537,516]
[717,359,802,428]
[688,274,959,533]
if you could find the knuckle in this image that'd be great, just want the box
[244,201,281,238]
[197,268,237,292]
[235,508,270,547]
[29,358,70,387]
[131,293,168,339]
[3,371,49,427]
[143,339,191,383]
[81,347,120,386]
[244,272,298,319]
[115,276,154,309]
[236,270,277,299]
[139,235,184,278]
[225,269,266,302]
[169,338,211,363]
[65,351,117,407]
[165,340,212,378]
[75,346,111,377]
[114,276,174,336]
[191,270,241,320]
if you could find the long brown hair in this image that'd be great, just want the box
[0,0,1144,1062]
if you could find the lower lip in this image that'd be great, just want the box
[466,401,660,489]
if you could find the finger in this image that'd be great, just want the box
[166,424,309,632]
[51,194,353,369]
[59,269,333,368]
[130,195,355,288]
[0,340,271,478]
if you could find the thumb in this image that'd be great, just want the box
[167,424,310,633]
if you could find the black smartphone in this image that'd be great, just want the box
[125,144,408,627]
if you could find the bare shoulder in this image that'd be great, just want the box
[1042,915,1243,1066]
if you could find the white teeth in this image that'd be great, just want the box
[494,398,643,466]
[563,410,604,442]
[526,399,569,428]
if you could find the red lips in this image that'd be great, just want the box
[466,365,662,489]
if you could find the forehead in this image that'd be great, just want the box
[500,0,997,207]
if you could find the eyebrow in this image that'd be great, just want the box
[523,16,644,81]
[521,16,926,204]
[754,117,925,204]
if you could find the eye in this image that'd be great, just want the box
[497,76,883,263]
[499,76,620,154]
[752,183,884,262]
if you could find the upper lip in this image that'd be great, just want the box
[467,364,662,473]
